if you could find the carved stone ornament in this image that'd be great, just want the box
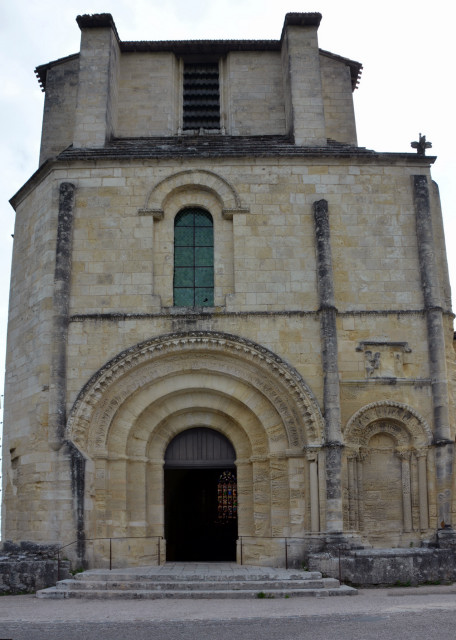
[364,350,381,377]
[66,331,324,455]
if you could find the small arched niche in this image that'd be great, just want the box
[361,432,403,540]
[344,402,432,546]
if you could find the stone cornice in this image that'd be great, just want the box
[9,150,436,211]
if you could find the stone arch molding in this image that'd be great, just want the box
[344,401,432,450]
[66,331,324,457]
[139,169,249,218]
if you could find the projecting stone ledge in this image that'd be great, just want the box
[309,547,456,587]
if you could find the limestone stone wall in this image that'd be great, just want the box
[3,179,56,540]
[0,542,70,594]
[117,52,178,137]
[225,51,286,136]
[281,24,326,146]
[49,158,436,315]
[309,548,456,586]
[320,54,357,145]
[39,57,79,166]
[73,25,120,148]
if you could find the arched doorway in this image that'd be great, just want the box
[66,330,324,568]
[164,427,237,561]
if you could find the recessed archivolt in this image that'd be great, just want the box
[66,331,324,456]
[144,169,244,211]
[344,401,432,450]
[144,409,253,463]
[110,385,268,460]
[88,366,288,455]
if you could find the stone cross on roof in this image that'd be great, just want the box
[411,133,432,156]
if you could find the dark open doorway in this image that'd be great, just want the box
[164,428,237,562]
[165,467,237,561]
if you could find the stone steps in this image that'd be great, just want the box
[36,564,357,599]
[51,577,340,591]
[38,586,356,599]
[73,569,325,582]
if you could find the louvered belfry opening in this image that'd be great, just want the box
[183,61,220,130]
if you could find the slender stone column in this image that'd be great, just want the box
[48,183,87,565]
[306,451,320,533]
[235,461,254,537]
[251,459,271,537]
[347,451,358,530]
[413,175,454,529]
[48,183,75,451]
[313,199,344,537]
[357,453,366,533]
[398,450,412,533]
[416,450,429,531]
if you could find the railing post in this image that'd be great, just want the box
[240,537,243,565]
[158,537,161,566]
[285,538,288,570]
[57,548,61,581]
[109,538,112,571]
[338,547,342,583]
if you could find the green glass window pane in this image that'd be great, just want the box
[174,267,194,287]
[175,211,194,227]
[174,288,194,306]
[195,267,214,287]
[195,288,214,306]
[174,246,194,266]
[195,227,213,246]
[175,227,194,246]
[194,211,212,226]
[174,208,214,308]
[195,247,213,266]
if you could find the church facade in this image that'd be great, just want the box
[2,13,455,568]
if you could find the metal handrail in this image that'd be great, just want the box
[54,535,163,580]
[238,535,320,569]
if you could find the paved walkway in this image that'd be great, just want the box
[1,585,456,623]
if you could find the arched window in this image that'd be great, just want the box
[174,208,214,307]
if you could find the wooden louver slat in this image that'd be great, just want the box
[183,62,220,130]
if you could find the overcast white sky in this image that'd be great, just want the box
[0,0,455,495]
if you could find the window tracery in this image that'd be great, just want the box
[217,470,237,521]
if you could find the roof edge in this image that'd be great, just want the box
[76,13,121,43]
[9,142,437,210]
[34,46,362,92]
[283,12,322,29]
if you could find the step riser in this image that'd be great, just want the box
[76,572,323,582]
[56,579,339,591]
[38,588,356,600]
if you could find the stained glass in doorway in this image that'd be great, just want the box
[217,471,237,521]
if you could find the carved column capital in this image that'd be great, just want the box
[396,447,412,460]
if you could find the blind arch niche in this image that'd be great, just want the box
[164,427,236,469]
